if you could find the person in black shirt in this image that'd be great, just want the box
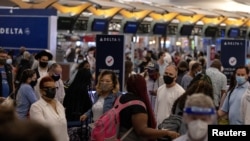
[118,74,180,141]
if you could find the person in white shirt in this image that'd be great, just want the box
[157,51,168,77]
[155,64,185,126]
[142,62,164,111]
[30,76,69,141]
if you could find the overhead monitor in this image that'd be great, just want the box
[123,21,139,34]
[228,28,240,38]
[153,23,167,35]
[180,25,194,36]
[219,28,226,37]
[204,26,219,37]
[91,19,109,32]
[57,17,75,30]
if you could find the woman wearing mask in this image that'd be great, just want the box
[30,76,69,141]
[80,70,120,122]
[15,69,38,119]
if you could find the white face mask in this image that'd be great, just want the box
[88,53,94,58]
[188,120,208,140]
[6,59,12,65]
[78,60,83,63]
[195,71,202,76]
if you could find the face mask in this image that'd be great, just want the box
[0,59,6,65]
[6,59,12,65]
[163,56,169,63]
[88,53,94,58]
[148,71,158,81]
[188,120,208,140]
[30,80,37,87]
[51,75,60,81]
[44,88,56,99]
[39,61,48,68]
[246,59,250,65]
[100,83,112,92]
[195,70,202,76]
[127,54,132,58]
[236,76,246,85]
[163,75,174,84]
[78,60,83,63]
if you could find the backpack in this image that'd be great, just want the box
[158,114,182,132]
[158,102,184,141]
[91,95,146,141]
[187,72,212,89]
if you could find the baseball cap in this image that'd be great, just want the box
[146,62,159,71]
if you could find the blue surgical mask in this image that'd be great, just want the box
[236,76,246,85]
[246,59,250,65]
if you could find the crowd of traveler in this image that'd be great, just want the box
[1,45,250,141]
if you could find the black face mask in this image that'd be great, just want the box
[0,59,6,65]
[163,75,175,84]
[30,80,37,87]
[44,88,56,99]
[51,75,60,81]
[39,61,48,68]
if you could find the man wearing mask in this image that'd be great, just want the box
[33,50,53,79]
[143,62,164,111]
[155,65,185,126]
[0,48,14,98]
[218,66,250,125]
[174,93,216,141]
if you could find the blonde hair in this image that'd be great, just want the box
[96,70,120,95]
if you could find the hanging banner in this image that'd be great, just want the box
[0,16,49,49]
[0,9,57,57]
[221,39,246,84]
[95,35,125,91]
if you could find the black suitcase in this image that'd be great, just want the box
[67,121,90,141]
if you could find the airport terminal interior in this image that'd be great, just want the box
[1,0,250,55]
[1,0,250,81]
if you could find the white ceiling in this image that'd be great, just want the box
[147,0,250,13]
[1,0,250,14]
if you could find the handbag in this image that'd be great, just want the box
[1,96,15,108]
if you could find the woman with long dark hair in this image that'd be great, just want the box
[117,74,180,141]
[63,62,93,121]
[15,69,38,119]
